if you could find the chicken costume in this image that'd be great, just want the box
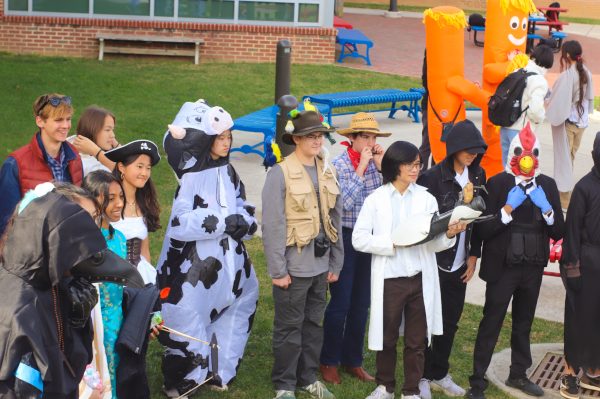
[157,100,259,396]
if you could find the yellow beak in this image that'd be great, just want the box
[519,156,534,174]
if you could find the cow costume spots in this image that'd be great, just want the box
[157,100,259,395]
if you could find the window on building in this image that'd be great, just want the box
[299,3,318,23]
[94,0,150,16]
[178,0,235,19]
[33,0,89,13]
[6,0,325,25]
[239,1,294,22]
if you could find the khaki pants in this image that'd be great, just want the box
[561,121,586,210]
[565,121,586,164]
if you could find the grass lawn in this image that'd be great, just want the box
[0,53,563,398]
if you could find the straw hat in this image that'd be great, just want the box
[337,112,392,137]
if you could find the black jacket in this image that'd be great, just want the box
[418,120,487,270]
[0,193,106,398]
[474,172,565,283]
[116,284,160,399]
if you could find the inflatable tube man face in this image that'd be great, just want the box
[486,0,537,63]
[506,122,541,178]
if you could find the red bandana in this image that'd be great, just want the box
[341,141,361,170]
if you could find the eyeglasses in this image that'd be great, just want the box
[36,95,72,115]
[401,161,424,171]
[304,134,324,142]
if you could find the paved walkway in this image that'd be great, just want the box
[340,7,600,94]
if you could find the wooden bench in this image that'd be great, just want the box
[303,89,423,125]
[97,34,204,64]
[336,28,374,66]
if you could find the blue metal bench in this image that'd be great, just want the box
[302,89,423,125]
[231,102,329,159]
[336,28,373,66]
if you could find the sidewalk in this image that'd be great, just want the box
[340,7,600,94]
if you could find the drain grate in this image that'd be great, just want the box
[530,352,600,397]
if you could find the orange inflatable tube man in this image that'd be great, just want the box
[424,0,537,177]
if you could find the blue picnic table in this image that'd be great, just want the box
[336,28,373,66]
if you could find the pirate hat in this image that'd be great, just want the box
[105,139,161,166]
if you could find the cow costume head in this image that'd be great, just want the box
[163,99,234,180]
[505,122,541,178]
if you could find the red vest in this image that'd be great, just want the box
[10,134,83,195]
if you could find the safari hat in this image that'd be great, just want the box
[337,112,392,137]
[282,110,335,145]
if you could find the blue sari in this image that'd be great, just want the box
[100,227,126,398]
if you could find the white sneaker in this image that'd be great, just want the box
[301,380,335,399]
[419,378,432,399]
[274,390,296,399]
[431,374,466,397]
[400,395,420,399]
[366,385,394,399]
[162,386,188,399]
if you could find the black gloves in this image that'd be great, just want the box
[66,277,98,328]
[224,214,249,240]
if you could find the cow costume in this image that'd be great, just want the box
[157,100,259,396]
[466,123,565,399]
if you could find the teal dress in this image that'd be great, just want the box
[100,227,126,398]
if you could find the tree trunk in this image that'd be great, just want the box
[335,0,344,17]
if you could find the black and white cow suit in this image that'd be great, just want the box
[157,101,259,394]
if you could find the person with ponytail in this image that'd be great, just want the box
[546,40,595,211]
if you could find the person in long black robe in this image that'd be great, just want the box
[0,189,143,398]
[561,131,600,392]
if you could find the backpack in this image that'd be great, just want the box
[488,69,536,127]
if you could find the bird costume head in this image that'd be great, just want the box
[505,122,541,178]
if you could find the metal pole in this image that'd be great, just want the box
[276,95,298,157]
[389,0,398,12]
[275,40,295,157]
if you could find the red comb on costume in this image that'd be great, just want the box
[519,123,535,153]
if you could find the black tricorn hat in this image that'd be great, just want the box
[282,110,335,145]
[105,139,161,166]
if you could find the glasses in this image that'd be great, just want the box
[401,161,424,171]
[304,134,324,142]
[36,95,72,115]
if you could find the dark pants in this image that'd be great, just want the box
[469,265,544,392]
[321,228,371,367]
[376,274,427,395]
[419,93,433,171]
[424,264,467,380]
[272,272,328,391]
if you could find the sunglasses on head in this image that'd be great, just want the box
[36,95,72,115]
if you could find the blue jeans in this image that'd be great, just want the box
[320,227,371,367]
[500,127,519,167]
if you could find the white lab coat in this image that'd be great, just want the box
[352,183,455,351]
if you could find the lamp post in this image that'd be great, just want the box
[389,0,398,12]
[274,40,296,156]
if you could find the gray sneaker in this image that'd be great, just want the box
[366,385,394,399]
[419,378,432,399]
[301,381,336,399]
[431,374,466,397]
[274,390,296,399]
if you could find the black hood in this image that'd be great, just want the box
[445,119,488,163]
[164,127,229,179]
[1,192,106,289]
[593,131,600,171]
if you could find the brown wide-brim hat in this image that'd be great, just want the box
[337,112,392,137]
[282,110,336,145]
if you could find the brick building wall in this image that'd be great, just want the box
[0,0,337,64]
[355,0,600,19]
